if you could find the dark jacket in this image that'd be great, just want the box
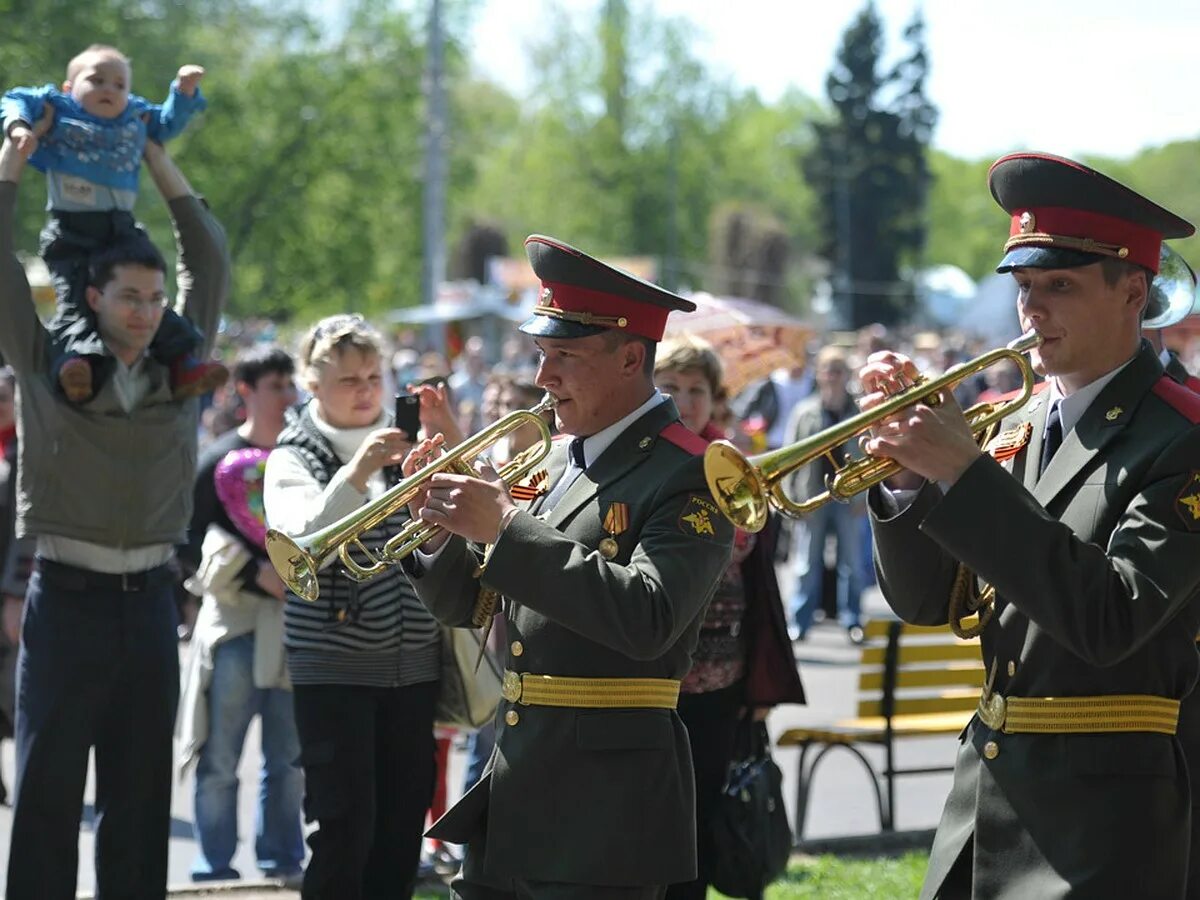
[740,514,806,708]
[870,342,1200,900]
[0,183,228,546]
[411,398,734,887]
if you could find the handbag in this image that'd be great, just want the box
[708,718,792,900]
[434,625,503,729]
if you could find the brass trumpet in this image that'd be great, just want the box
[266,395,557,602]
[704,330,1044,532]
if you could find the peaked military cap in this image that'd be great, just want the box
[520,235,696,341]
[989,152,1195,280]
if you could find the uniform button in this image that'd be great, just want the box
[505,710,520,727]
[638,437,652,449]
[983,741,999,760]
[1007,660,1016,677]
[511,641,524,657]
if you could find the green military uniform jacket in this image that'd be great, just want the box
[411,397,734,888]
[870,342,1200,899]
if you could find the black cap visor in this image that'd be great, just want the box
[518,314,610,340]
[995,245,1107,274]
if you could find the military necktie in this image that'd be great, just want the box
[1039,400,1063,475]
[540,437,587,512]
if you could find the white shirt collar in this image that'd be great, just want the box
[573,391,667,470]
[1160,347,1173,368]
[1045,355,1136,438]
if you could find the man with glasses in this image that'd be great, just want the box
[0,131,229,899]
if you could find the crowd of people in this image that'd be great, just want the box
[4,37,1200,900]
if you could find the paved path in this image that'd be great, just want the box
[0,576,957,896]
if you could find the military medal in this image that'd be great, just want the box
[984,422,1032,463]
[511,469,549,502]
[600,502,629,559]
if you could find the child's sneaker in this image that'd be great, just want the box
[171,356,228,401]
[58,356,94,403]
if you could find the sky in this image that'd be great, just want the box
[466,0,1200,160]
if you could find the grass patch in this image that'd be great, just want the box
[415,852,928,900]
[714,852,928,899]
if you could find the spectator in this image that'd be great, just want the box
[783,346,867,643]
[263,314,443,900]
[654,335,806,900]
[448,335,487,431]
[177,345,304,884]
[0,366,25,804]
[0,135,228,899]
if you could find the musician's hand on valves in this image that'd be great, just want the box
[346,427,413,493]
[858,351,981,487]
[419,464,516,545]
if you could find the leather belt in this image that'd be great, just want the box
[35,557,175,594]
[502,670,681,709]
[978,691,1180,736]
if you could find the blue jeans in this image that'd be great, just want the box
[191,632,304,880]
[462,722,496,793]
[790,502,864,633]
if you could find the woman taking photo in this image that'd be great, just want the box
[653,335,806,900]
[264,314,448,900]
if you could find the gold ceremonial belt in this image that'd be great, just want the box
[501,670,681,709]
[978,692,1180,736]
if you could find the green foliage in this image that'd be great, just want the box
[803,2,937,328]
[3,0,1191,329]
[926,151,1006,279]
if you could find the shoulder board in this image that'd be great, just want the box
[1153,376,1200,424]
[659,422,707,455]
[995,381,1050,404]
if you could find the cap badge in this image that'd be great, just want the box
[541,287,554,304]
[1019,211,1036,234]
[1105,406,1124,422]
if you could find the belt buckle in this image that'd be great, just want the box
[978,692,1006,731]
[502,671,523,704]
[977,658,1006,731]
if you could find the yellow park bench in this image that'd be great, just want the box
[777,618,984,841]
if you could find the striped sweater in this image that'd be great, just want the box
[272,403,440,687]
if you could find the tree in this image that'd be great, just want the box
[802,3,938,328]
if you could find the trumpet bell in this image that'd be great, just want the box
[266,530,319,603]
[704,440,770,533]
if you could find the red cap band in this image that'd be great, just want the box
[1008,206,1163,272]
[539,280,670,341]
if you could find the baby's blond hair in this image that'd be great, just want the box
[66,45,130,82]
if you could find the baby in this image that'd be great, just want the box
[2,44,225,402]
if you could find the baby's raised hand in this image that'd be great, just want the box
[7,105,55,159]
[176,65,206,97]
[8,125,36,158]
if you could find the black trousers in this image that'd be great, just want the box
[665,681,745,900]
[292,679,439,900]
[7,564,179,900]
[40,209,201,366]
